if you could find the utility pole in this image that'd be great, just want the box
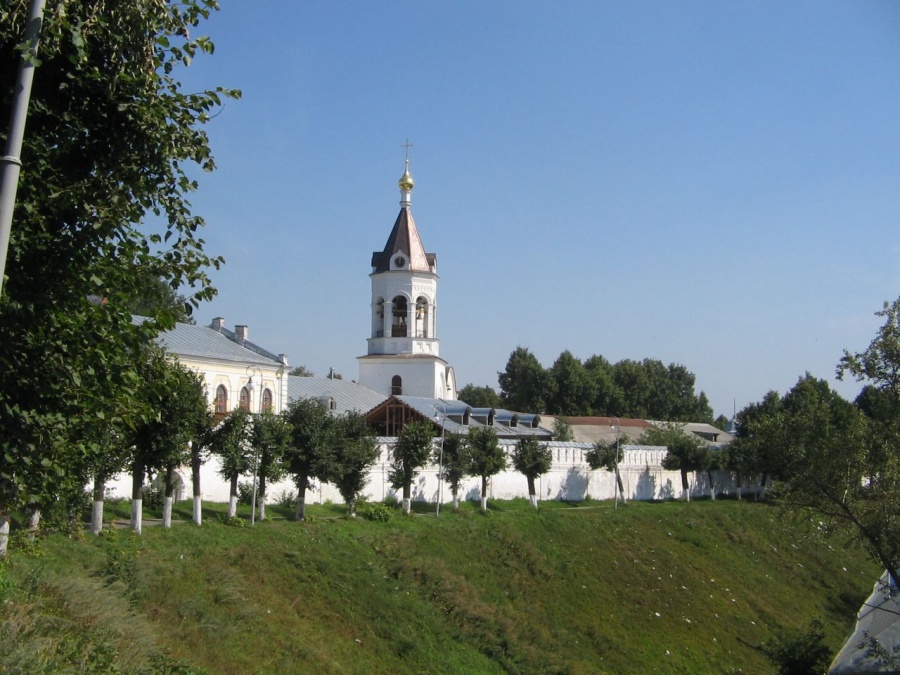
[0,0,46,296]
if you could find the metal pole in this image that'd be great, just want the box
[0,0,46,296]
[612,417,620,510]
[246,365,262,526]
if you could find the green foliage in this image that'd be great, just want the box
[389,421,434,497]
[466,427,506,502]
[0,1,237,524]
[288,365,314,377]
[498,346,548,412]
[457,383,502,408]
[553,415,573,441]
[585,439,622,472]
[358,501,394,522]
[763,617,832,675]
[511,437,552,483]
[642,423,710,496]
[329,412,379,514]
[210,408,253,489]
[282,398,334,495]
[435,432,468,504]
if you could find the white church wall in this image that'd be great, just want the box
[105,440,757,507]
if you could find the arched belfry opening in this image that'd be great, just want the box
[373,297,385,338]
[415,296,430,338]
[391,375,402,396]
[392,296,408,337]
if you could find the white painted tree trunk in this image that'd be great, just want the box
[228,495,237,518]
[91,501,104,535]
[452,496,459,512]
[530,494,538,508]
[258,498,266,521]
[25,506,40,540]
[481,496,488,512]
[296,495,306,521]
[402,497,411,515]
[0,514,9,558]
[193,496,202,526]
[162,496,173,528]
[131,498,142,534]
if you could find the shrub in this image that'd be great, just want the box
[274,489,297,508]
[237,481,254,506]
[359,502,393,522]
[763,617,832,675]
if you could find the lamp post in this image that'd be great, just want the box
[611,416,621,510]
[433,402,447,517]
[246,365,263,526]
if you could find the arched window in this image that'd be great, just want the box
[415,296,429,338]
[262,388,273,412]
[215,385,228,415]
[239,386,251,411]
[374,297,385,337]
[391,296,407,337]
[391,375,402,396]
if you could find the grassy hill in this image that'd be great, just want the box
[0,499,878,674]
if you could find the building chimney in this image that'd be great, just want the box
[279,354,289,366]
[234,325,248,343]
[211,317,225,331]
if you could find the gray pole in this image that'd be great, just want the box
[0,0,46,296]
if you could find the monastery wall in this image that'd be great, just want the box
[106,440,759,508]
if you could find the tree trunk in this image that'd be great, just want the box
[451,486,459,512]
[258,473,267,521]
[131,461,144,534]
[348,497,357,518]
[681,469,690,502]
[736,471,743,501]
[757,473,768,501]
[707,470,716,501]
[91,474,107,535]
[25,504,40,541]
[162,464,175,528]
[191,443,202,526]
[228,473,238,518]
[0,512,9,558]
[402,483,411,515]
[527,476,537,508]
[481,475,488,512]
[295,477,308,521]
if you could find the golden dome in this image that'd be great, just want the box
[398,160,414,191]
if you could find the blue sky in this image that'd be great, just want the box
[176,1,900,417]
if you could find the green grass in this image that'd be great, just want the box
[0,499,877,674]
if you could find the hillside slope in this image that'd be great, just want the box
[0,500,877,674]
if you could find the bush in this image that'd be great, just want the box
[237,481,254,506]
[763,617,832,675]
[274,489,297,508]
[142,485,164,511]
[359,502,394,522]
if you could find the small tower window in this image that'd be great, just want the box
[239,386,251,411]
[415,296,429,338]
[391,375,402,396]
[262,388,273,412]
[215,385,228,415]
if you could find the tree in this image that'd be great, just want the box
[435,432,468,512]
[389,421,434,514]
[586,439,626,503]
[458,384,502,409]
[283,398,334,520]
[0,2,237,552]
[249,409,291,522]
[289,365,314,377]
[727,390,785,496]
[498,347,548,412]
[128,354,208,531]
[511,437,551,508]
[553,416,573,442]
[466,427,506,512]
[210,408,253,519]
[584,354,624,416]
[641,424,710,502]
[125,270,195,324]
[329,412,378,517]
[547,350,597,415]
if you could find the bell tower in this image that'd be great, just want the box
[357,159,457,399]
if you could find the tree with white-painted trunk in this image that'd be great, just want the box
[249,410,291,522]
[435,433,468,512]
[329,412,379,518]
[511,437,552,509]
[283,399,335,521]
[586,440,626,504]
[466,428,506,512]
[211,409,254,519]
[389,421,434,515]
